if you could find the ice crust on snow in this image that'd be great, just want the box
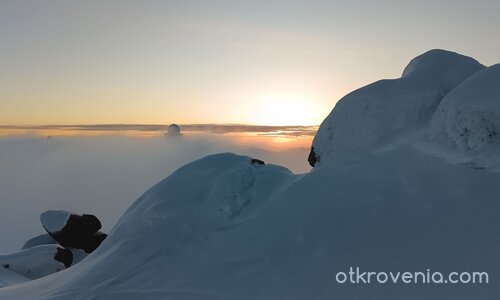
[312,49,484,166]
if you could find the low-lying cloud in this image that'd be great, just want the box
[0,133,311,252]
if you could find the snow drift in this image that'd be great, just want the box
[1,49,500,299]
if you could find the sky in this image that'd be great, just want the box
[1,0,500,126]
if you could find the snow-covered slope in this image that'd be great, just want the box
[310,49,484,167]
[0,268,29,289]
[1,150,500,299]
[427,64,500,153]
[1,50,499,299]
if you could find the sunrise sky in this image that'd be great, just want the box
[1,0,500,126]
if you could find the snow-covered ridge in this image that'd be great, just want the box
[310,49,485,167]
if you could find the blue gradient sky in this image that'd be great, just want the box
[1,0,499,125]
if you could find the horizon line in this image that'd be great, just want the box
[0,123,319,137]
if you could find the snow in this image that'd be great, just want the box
[0,245,69,280]
[1,49,499,299]
[69,249,88,265]
[1,150,499,299]
[40,211,71,234]
[0,267,29,288]
[426,64,500,154]
[21,234,57,250]
[311,49,484,166]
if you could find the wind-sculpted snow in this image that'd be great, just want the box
[427,64,500,154]
[311,49,484,167]
[1,150,500,299]
[110,153,295,250]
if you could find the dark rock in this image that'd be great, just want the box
[250,158,265,165]
[307,147,319,167]
[85,232,108,253]
[41,211,107,253]
[54,247,73,268]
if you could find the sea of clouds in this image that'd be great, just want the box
[0,133,311,252]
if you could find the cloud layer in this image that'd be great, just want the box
[0,134,310,252]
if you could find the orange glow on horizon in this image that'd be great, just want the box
[0,127,315,151]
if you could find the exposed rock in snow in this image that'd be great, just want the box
[21,234,57,250]
[307,146,318,167]
[311,49,484,167]
[79,232,107,253]
[250,158,265,165]
[41,210,106,253]
[426,64,500,153]
[0,245,72,280]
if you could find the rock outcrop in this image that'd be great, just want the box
[40,210,107,253]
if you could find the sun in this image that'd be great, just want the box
[253,93,319,126]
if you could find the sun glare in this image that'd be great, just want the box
[254,94,318,126]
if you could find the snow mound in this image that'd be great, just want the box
[311,49,484,167]
[402,49,484,81]
[110,153,294,248]
[0,245,71,280]
[21,234,57,250]
[426,64,500,153]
